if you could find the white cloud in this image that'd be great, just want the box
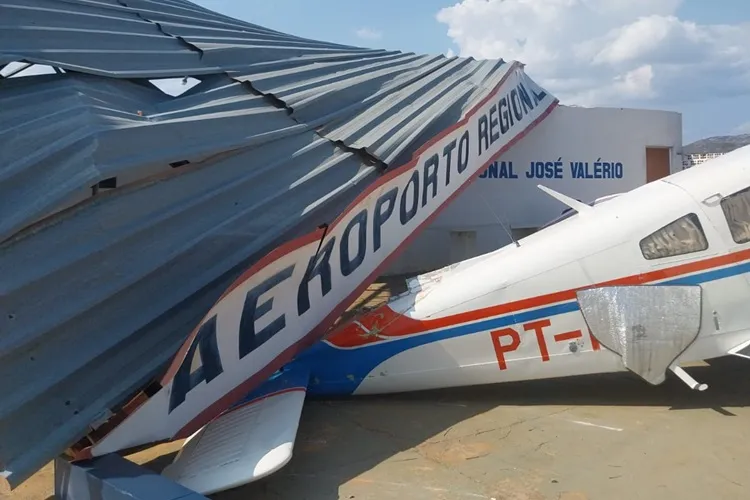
[436,0,750,108]
[733,122,750,135]
[355,27,383,40]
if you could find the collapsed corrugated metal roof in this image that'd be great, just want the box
[0,0,544,489]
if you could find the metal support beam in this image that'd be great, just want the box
[54,454,209,500]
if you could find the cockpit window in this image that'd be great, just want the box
[639,213,708,260]
[720,186,750,244]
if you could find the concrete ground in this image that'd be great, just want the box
[6,278,750,499]
[9,356,750,500]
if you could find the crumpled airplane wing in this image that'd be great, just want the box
[161,367,309,496]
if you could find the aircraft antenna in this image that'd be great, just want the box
[478,191,520,247]
[300,222,330,286]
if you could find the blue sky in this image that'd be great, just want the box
[201,1,750,54]
[197,0,749,144]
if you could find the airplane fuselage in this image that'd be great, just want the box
[292,151,750,397]
[294,250,750,397]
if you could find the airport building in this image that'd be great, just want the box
[387,104,683,275]
[683,152,725,169]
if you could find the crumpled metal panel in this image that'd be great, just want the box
[0,0,374,77]
[0,110,375,487]
[576,285,703,385]
[0,0,221,78]
[0,0,546,489]
[315,58,509,167]
[145,5,508,166]
[1,0,509,165]
[0,72,311,242]
[0,70,378,488]
[126,0,508,167]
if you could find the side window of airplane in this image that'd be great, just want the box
[639,213,709,260]
[720,186,750,244]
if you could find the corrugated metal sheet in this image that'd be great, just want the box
[0,0,376,77]
[0,70,377,486]
[0,0,539,489]
[0,72,314,241]
[231,55,509,167]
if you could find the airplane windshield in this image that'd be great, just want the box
[720,186,750,244]
[639,213,709,260]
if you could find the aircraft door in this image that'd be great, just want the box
[693,189,750,336]
[699,190,750,249]
[712,187,750,286]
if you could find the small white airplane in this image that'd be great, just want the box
[73,143,750,493]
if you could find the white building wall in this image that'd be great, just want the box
[386,104,683,275]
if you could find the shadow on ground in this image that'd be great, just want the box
[136,355,750,500]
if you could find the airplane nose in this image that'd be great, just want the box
[325,241,531,351]
[325,302,423,349]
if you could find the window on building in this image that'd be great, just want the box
[721,186,750,244]
[640,213,708,260]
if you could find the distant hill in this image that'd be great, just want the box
[684,134,750,154]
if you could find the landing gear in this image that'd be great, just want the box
[670,365,708,391]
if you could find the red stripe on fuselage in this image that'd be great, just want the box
[326,247,750,348]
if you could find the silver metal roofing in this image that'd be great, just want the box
[0,0,542,489]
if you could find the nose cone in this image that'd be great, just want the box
[325,250,518,349]
[325,226,572,350]
[325,302,424,349]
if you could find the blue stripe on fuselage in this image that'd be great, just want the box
[666,260,750,286]
[299,301,577,396]
[225,365,310,414]
[294,259,750,396]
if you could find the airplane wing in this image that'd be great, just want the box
[161,366,309,496]
[729,338,750,360]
